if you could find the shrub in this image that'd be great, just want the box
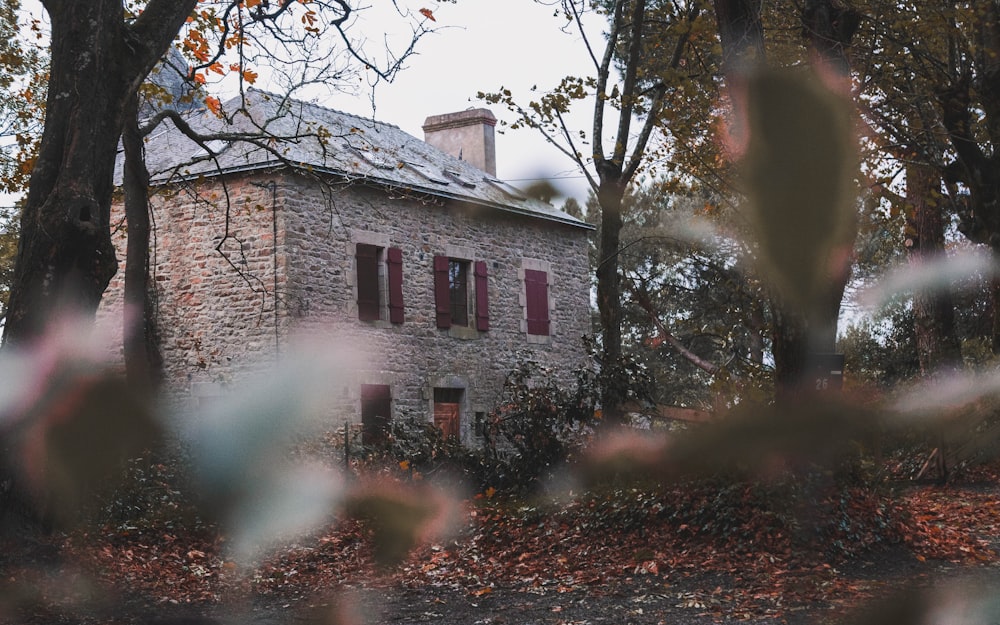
[380,414,479,481]
[372,349,616,495]
[95,448,207,533]
[474,353,604,494]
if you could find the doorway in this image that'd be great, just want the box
[433,387,463,440]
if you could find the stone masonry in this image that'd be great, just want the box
[101,100,592,445]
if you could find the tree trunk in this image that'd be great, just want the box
[991,273,1000,356]
[595,169,628,419]
[713,0,764,69]
[801,0,860,351]
[3,2,127,344]
[906,162,962,375]
[712,0,764,146]
[770,297,809,400]
[711,0,832,400]
[747,299,766,365]
[940,91,1000,354]
[801,0,862,76]
[936,4,1000,352]
[2,0,197,347]
[0,0,197,533]
[767,0,861,399]
[122,94,162,389]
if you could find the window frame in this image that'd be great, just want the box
[519,259,553,343]
[350,233,404,325]
[355,243,382,322]
[434,252,489,334]
[448,259,470,327]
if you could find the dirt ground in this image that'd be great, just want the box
[247,549,993,625]
[79,540,996,625]
[4,479,1000,625]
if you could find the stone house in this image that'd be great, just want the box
[104,90,593,445]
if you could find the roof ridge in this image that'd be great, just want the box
[231,87,402,132]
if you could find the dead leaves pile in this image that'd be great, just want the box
[901,486,1000,563]
[12,477,1000,622]
[63,529,231,605]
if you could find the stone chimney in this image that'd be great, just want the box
[422,109,497,176]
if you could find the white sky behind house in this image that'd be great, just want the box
[321,0,601,207]
[1,0,603,210]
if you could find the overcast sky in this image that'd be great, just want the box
[322,0,601,207]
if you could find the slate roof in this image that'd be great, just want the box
[140,48,203,118]
[122,89,590,230]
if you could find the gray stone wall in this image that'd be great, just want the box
[102,174,286,399]
[102,170,592,444]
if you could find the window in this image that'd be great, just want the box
[355,244,404,323]
[356,244,380,321]
[519,259,554,342]
[524,268,550,336]
[434,256,489,331]
[448,260,469,327]
[361,384,391,446]
[433,388,463,439]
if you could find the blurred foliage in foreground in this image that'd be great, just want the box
[4,65,1000,624]
[4,315,1000,624]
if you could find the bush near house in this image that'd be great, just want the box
[373,347,654,496]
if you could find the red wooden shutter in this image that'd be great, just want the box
[356,244,380,321]
[433,255,451,328]
[474,260,489,331]
[524,269,550,335]
[387,247,404,324]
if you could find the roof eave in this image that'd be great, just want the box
[149,161,596,231]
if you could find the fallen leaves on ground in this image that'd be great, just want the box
[901,486,1000,562]
[6,476,1000,623]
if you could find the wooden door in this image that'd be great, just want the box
[433,388,463,439]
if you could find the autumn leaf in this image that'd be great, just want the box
[419,7,435,21]
[208,61,225,75]
[242,69,258,84]
[204,95,221,116]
